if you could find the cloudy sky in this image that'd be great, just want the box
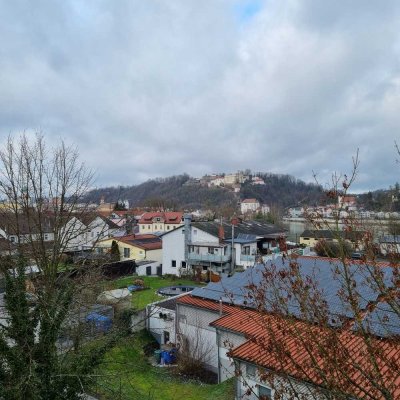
[1,0,400,191]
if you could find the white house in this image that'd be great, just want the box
[173,261,398,399]
[240,199,260,214]
[251,176,265,185]
[161,221,227,276]
[161,217,285,276]
[61,215,118,251]
[0,214,55,244]
[146,295,186,345]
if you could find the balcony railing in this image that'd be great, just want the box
[240,254,256,262]
[188,252,231,263]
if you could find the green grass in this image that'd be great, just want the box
[93,331,235,400]
[108,275,203,310]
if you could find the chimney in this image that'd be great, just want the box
[218,224,225,243]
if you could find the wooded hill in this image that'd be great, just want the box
[85,173,324,211]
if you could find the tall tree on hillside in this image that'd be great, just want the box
[0,135,118,399]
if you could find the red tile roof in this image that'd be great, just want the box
[241,198,259,203]
[177,293,233,314]
[178,294,400,399]
[138,211,184,224]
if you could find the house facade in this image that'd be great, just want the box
[240,199,260,214]
[96,234,162,263]
[169,258,399,399]
[299,229,366,250]
[161,216,286,276]
[61,215,118,251]
[138,212,184,234]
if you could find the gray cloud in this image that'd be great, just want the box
[0,0,399,191]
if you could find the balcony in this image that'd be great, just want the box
[188,252,231,263]
[240,254,256,262]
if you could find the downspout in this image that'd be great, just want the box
[183,214,192,270]
[175,303,179,345]
[216,328,221,383]
[231,223,235,274]
[217,298,223,383]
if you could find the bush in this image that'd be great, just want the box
[314,239,352,258]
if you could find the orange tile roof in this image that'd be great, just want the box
[177,293,233,314]
[138,211,184,224]
[178,294,400,399]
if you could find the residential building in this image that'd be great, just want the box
[299,229,366,250]
[171,257,399,398]
[161,216,286,276]
[379,235,400,256]
[251,176,265,185]
[61,214,119,252]
[240,199,260,214]
[96,234,162,263]
[338,195,357,209]
[146,295,185,345]
[138,211,184,234]
[0,213,55,244]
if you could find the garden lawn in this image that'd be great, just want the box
[110,275,203,310]
[94,331,234,400]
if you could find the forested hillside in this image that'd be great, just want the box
[241,174,324,208]
[86,175,236,210]
[357,184,400,211]
[85,173,324,211]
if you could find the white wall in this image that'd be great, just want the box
[236,360,324,400]
[147,304,176,345]
[234,242,257,268]
[162,227,185,275]
[146,248,162,263]
[176,303,220,373]
[136,261,160,276]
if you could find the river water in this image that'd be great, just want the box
[282,219,390,243]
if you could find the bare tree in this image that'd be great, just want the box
[229,154,400,400]
[0,134,119,399]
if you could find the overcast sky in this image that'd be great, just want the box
[1,0,400,191]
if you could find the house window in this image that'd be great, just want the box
[181,261,187,268]
[303,237,310,241]
[243,246,250,255]
[171,260,176,268]
[167,225,170,230]
[246,364,256,378]
[163,331,170,344]
[258,385,272,400]
[148,225,151,229]
[193,229,197,235]
[44,234,48,240]
[189,245,194,252]
[124,248,130,258]
[10,236,15,243]
[208,247,214,254]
